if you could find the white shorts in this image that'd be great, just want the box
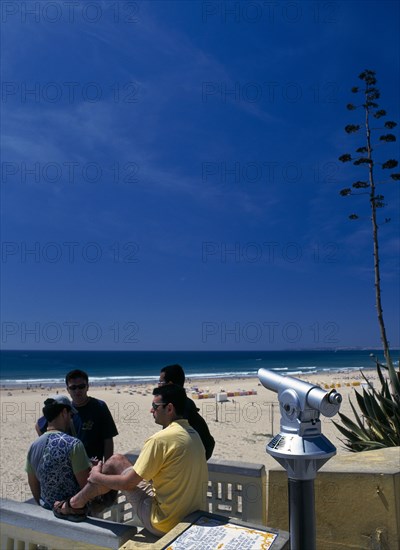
[121,468,164,537]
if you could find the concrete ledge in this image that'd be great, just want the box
[267,447,400,550]
[0,498,138,550]
[207,458,266,477]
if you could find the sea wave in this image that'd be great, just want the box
[1,365,364,387]
[1,348,393,387]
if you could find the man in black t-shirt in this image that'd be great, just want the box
[35,369,118,461]
[159,364,215,460]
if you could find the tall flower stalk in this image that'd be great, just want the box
[335,70,399,451]
[338,69,399,388]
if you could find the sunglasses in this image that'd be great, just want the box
[151,402,167,410]
[68,383,87,391]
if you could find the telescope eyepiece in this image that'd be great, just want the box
[328,390,342,405]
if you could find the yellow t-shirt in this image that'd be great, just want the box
[133,419,208,533]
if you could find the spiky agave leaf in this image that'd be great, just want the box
[353,388,369,417]
[352,440,387,450]
[356,388,387,425]
[335,360,400,451]
[332,415,369,451]
[386,354,400,401]
[332,415,379,452]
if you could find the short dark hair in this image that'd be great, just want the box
[43,398,69,422]
[65,369,89,386]
[153,384,186,416]
[160,364,185,387]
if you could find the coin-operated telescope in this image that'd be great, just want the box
[258,368,342,550]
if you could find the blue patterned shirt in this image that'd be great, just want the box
[26,431,90,509]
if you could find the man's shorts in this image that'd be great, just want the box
[121,468,164,537]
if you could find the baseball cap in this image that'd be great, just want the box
[47,395,78,414]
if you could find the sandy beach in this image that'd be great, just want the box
[0,369,379,503]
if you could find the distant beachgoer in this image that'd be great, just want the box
[26,395,91,509]
[159,364,215,460]
[35,369,118,462]
[53,385,208,534]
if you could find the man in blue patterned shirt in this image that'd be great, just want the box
[26,395,91,510]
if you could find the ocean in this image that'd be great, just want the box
[1,349,397,387]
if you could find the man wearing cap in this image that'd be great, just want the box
[35,369,118,462]
[26,395,91,510]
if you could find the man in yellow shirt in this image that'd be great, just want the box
[53,385,208,535]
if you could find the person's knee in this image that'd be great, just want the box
[102,453,131,475]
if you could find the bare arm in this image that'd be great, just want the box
[88,463,142,492]
[103,438,114,462]
[27,472,41,504]
[75,468,91,490]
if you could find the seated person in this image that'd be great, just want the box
[53,385,208,535]
[35,369,118,461]
[26,396,91,510]
[159,364,215,459]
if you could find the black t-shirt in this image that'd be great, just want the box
[37,397,118,460]
[185,397,215,460]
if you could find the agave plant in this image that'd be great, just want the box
[333,353,400,452]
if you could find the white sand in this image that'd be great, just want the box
[0,369,378,502]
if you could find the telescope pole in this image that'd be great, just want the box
[257,368,342,550]
[288,478,316,550]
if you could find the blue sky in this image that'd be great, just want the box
[1,0,399,351]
